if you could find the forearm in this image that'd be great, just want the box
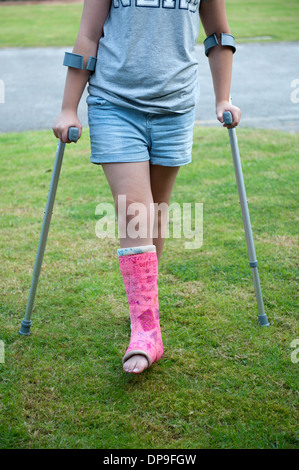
[60,0,112,112]
[53,0,112,141]
[199,0,240,127]
[199,0,233,104]
[61,36,98,112]
[207,43,233,104]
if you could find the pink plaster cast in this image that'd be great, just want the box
[118,251,164,368]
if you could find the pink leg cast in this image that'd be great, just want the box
[118,250,164,368]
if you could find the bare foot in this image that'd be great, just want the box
[123,354,149,374]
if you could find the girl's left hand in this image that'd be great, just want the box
[216,101,241,128]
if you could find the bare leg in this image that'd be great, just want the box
[150,164,180,262]
[102,162,153,373]
[102,161,154,247]
[101,161,180,373]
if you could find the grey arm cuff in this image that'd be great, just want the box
[86,56,97,72]
[63,52,84,69]
[204,33,236,57]
[63,52,97,72]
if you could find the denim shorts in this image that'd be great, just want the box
[87,95,195,167]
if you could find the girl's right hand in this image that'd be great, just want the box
[52,110,82,143]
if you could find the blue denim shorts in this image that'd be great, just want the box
[87,95,195,166]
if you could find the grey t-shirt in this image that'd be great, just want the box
[88,0,202,114]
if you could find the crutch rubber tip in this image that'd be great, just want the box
[19,319,32,335]
[258,315,270,327]
[223,111,233,126]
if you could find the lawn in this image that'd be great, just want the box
[0,0,299,47]
[0,126,298,448]
[0,0,298,451]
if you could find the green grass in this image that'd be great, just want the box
[0,126,298,449]
[0,2,84,48]
[0,0,299,48]
[220,0,299,43]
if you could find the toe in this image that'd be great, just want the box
[123,355,149,374]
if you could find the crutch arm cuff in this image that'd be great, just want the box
[63,52,84,69]
[86,56,97,72]
[204,33,236,57]
[221,33,236,53]
[204,33,218,57]
[63,52,97,72]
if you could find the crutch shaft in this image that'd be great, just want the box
[227,127,257,263]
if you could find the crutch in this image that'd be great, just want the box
[19,127,79,335]
[223,111,270,327]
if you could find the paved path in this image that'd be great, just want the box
[0,42,298,133]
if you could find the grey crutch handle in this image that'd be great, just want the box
[223,111,233,126]
[68,126,80,142]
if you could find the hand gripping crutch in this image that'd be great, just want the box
[19,127,79,335]
[223,111,270,327]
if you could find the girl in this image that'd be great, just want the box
[53,0,241,374]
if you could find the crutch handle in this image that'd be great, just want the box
[223,111,233,126]
[67,127,79,142]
